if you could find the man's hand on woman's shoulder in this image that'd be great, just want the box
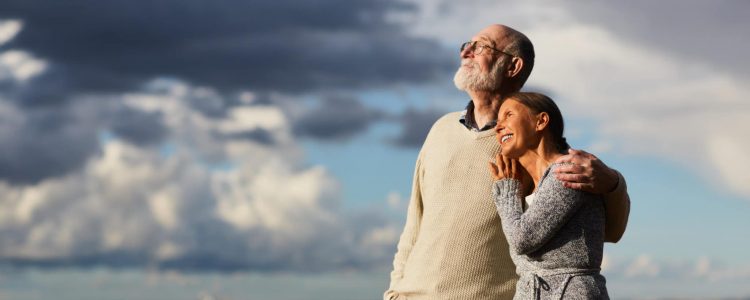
[554,148,619,194]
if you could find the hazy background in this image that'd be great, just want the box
[1,1,749,299]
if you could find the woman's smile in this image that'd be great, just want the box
[500,133,513,144]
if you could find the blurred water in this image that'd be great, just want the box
[0,268,389,300]
[1,267,749,300]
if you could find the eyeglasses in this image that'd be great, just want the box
[460,41,515,57]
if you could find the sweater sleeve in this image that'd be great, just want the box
[493,168,589,255]
[603,169,630,243]
[386,150,425,293]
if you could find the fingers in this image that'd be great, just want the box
[555,172,590,184]
[555,152,574,164]
[502,155,511,178]
[568,148,592,157]
[561,181,594,192]
[555,148,613,194]
[554,163,586,175]
[492,154,523,181]
[554,148,578,164]
[556,155,582,165]
[573,148,595,158]
[572,148,598,162]
[490,153,503,180]
[488,161,500,180]
[497,153,505,176]
[555,148,596,164]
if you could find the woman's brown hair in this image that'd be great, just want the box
[505,92,570,153]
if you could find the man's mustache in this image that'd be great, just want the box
[460,60,478,68]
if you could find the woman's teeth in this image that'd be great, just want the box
[501,134,512,143]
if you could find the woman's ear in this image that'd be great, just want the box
[506,57,524,78]
[536,112,549,132]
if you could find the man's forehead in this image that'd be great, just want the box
[473,35,495,44]
[472,28,507,45]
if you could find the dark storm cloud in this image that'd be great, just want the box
[0,0,457,183]
[293,95,385,140]
[1,0,453,104]
[565,1,750,79]
[0,105,99,184]
[108,108,167,146]
[223,128,276,146]
[389,107,446,148]
[0,99,173,184]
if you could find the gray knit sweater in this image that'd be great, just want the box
[493,163,609,299]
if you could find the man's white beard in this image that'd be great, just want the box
[453,59,504,92]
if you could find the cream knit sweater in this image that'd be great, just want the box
[386,111,518,300]
[385,111,629,300]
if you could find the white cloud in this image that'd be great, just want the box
[692,256,712,278]
[623,255,660,278]
[605,255,750,283]
[0,50,47,82]
[0,19,22,46]
[0,80,397,270]
[602,255,750,298]
[0,19,46,83]
[148,185,181,230]
[0,19,47,83]
[386,191,402,210]
[708,135,750,197]
[600,253,611,272]
[216,106,286,134]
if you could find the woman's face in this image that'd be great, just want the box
[495,99,538,158]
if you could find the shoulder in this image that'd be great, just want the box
[413,111,465,154]
[540,163,577,193]
[407,111,463,151]
[541,163,601,201]
[433,111,463,127]
[423,111,464,138]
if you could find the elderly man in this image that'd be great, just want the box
[384,24,630,300]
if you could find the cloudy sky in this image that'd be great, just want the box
[1,1,749,299]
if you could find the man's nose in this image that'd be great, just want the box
[460,47,473,59]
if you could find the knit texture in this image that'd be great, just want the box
[386,112,518,300]
[493,164,609,299]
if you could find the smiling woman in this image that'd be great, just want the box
[489,92,609,299]
[495,92,569,158]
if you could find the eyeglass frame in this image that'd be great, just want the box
[460,40,515,57]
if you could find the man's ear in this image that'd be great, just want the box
[536,112,549,131]
[506,57,524,78]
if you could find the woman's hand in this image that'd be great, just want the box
[489,153,522,181]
